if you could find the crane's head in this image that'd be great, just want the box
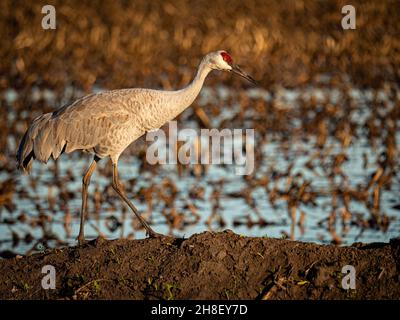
[205,50,257,85]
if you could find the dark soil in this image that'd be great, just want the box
[0,230,399,300]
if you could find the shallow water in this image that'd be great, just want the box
[1,84,399,255]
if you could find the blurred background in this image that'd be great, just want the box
[0,0,399,256]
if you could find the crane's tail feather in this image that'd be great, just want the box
[16,113,67,174]
[16,130,34,174]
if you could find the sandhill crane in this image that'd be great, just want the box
[16,50,257,245]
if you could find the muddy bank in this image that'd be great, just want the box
[0,230,399,300]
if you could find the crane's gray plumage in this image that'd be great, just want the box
[16,50,256,244]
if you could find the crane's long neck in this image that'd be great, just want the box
[168,58,212,114]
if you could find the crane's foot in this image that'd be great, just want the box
[77,235,87,246]
[148,230,165,238]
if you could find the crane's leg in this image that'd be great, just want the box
[111,162,163,238]
[78,156,100,245]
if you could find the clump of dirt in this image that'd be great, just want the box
[0,231,399,300]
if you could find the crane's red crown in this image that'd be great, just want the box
[221,52,233,65]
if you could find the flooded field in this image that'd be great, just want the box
[0,0,399,256]
[1,81,399,255]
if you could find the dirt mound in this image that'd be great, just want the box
[0,231,399,299]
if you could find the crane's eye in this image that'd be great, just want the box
[220,52,233,65]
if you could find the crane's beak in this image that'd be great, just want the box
[230,64,258,85]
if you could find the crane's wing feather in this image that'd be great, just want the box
[17,88,162,170]
[50,90,140,153]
